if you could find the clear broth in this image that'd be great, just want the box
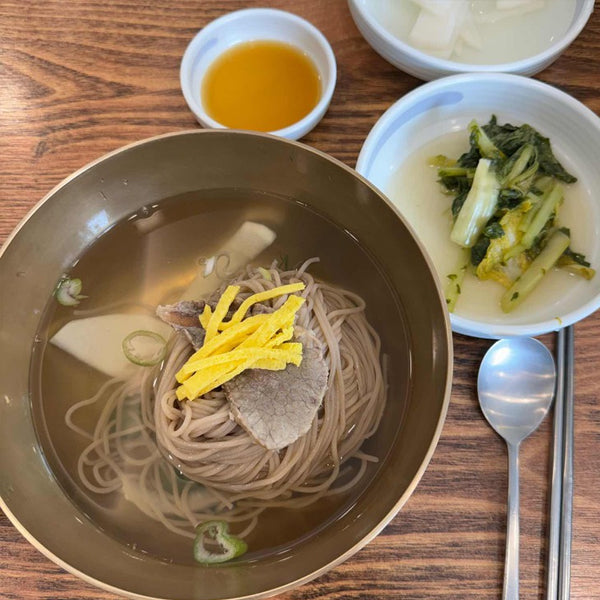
[366,0,576,64]
[31,190,408,565]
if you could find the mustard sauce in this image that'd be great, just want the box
[201,40,322,132]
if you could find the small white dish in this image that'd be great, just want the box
[357,73,600,338]
[180,8,337,140]
[348,0,594,81]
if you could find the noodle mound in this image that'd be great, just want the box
[67,259,386,538]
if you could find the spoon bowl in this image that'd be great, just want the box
[479,337,556,445]
[478,337,556,600]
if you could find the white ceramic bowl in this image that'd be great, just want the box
[357,73,600,338]
[348,0,594,80]
[180,8,337,140]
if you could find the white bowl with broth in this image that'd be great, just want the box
[180,8,337,139]
[357,73,600,339]
[348,0,594,80]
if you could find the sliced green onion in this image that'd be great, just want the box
[122,330,167,367]
[193,520,247,565]
[55,277,86,306]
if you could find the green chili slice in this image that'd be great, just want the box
[193,520,247,565]
[122,330,167,367]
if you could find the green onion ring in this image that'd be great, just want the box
[122,330,167,367]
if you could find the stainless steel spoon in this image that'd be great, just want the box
[478,337,556,600]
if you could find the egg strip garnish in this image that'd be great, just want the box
[175,283,305,400]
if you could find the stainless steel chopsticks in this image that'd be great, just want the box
[546,329,564,600]
[547,325,575,600]
[559,326,575,600]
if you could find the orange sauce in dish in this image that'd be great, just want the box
[201,40,322,132]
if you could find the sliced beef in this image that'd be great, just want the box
[157,299,275,350]
[156,301,206,349]
[224,347,329,451]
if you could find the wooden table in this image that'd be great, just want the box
[1,2,599,598]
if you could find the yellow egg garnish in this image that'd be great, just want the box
[175,283,305,401]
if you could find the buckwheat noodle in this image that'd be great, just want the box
[66,259,386,540]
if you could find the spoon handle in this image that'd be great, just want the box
[504,442,520,600]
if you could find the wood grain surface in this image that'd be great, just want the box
[1,2,599,599]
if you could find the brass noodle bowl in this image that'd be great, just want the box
[0,130,452,600]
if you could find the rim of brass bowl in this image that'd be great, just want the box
[0,130,452,600]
